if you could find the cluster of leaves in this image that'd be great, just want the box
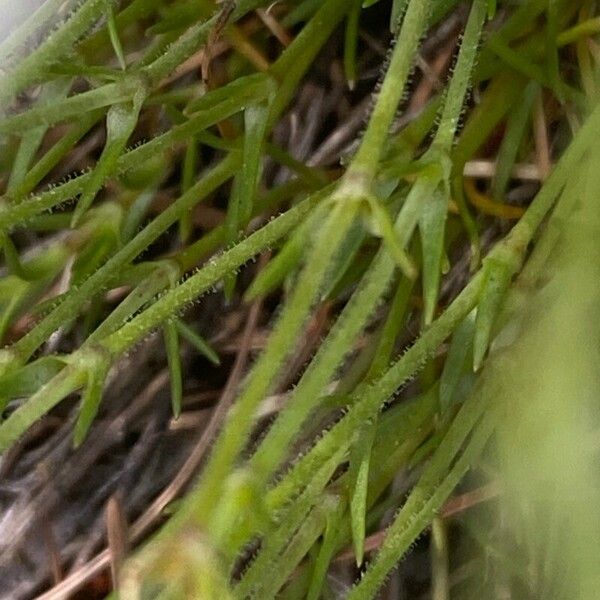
[1,0,600,598]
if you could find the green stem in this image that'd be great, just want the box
[432,0,487,150]
[347,406,496,600]
[0,366,86,451]
[143,0,269,84]
[350,0,432,176]
[0,0,118,105]
[10,155,237,363]
[268,270,485,511]
[0,81,272,230]
[268,0,351,126]
[173,201,360,524]
[100,194,322,356]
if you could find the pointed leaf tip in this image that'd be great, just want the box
[473,257,513,370]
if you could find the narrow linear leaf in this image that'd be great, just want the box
[349,418,377,565]
[491,81,538,200]
[306,500,344,600]
[0,356,66,407]
[247,239,302,301]
[175,319,220,366]
[365,196,417,280]
[419,187,448,325]
[1,233,37,281]
[107,2,127,70]
[163,320,183,418]
[439,310,475,413]
[71,91,145,226]
[7,78,72,193]
[74,361,110,447]
[224,101,270,298]
[88,261,178,343]
[347,392,494,600]
[71,232,116,286]
[236,447,346,599]
[243,208,319,301]
[120,189,156,243]
[179,137,199,242]
[390,0,409,32]
[7,109,102,201]
[473,257,513,371]
[367,269,416,380]
[344,0,362,88]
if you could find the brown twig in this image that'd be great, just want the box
[41,520,63,586]
[256,8,293,46]
[105,493,129,589]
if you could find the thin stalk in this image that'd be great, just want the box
[0,81,272,230]
[173,201,360,525]
[432,0,488,151]
[100,195,322,355]
[0,0,118,105]
[347,407,496,600]
[8,156,237,364]
[350,0,432,177]
[143,0,270,84]
[267,270,485,512]
[0,366,86,451]
[0,194,319,447]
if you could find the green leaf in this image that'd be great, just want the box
[347,390,494,599]
[7,110,103,201]
[0,367,86,452]
[344,0,362,88]
[7,78,72,194]
[306,498,344,600]
[184,72,273,115]
[163,320,183,418]
[363,195,417,280]
[367,268,416,380]
[0,0,120,105]
[390,0,409,31]
[1,234,38,281]
[419,187,448,325]
[70,234,115,286]
[0,356,66,408]
[491,82,537,201]
[210,470,269,563]
[179,137,199,242]
[321,217,366,300]
[120,189,156,242]
[439,311,475,412]
[73,360,109,447]
[71,90,146,226]
[107,2,127,70]
[175,319,220,366]
[243,210,317,302]
[348,418,377,565]
[0,279,30,344]
[473,256,513,371]
[224,101,270,299]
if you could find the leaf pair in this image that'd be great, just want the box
[71,87,146,226]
